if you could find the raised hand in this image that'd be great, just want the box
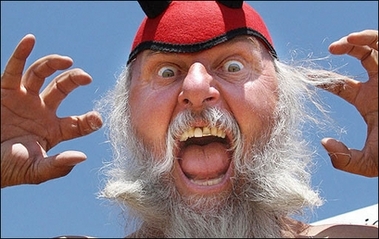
[321,30,378,177]
[1,34,103,188]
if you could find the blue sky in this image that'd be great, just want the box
[1,1,378,238]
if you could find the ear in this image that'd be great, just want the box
[137,1,171,18]
[217,1,243,8]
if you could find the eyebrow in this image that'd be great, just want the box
[145,50,172,59]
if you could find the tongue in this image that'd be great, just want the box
[179,142,230,180]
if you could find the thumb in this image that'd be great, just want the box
[51,150,87,167]
[321,137,367,176]
[40,151,87,183]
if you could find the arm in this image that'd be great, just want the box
[321,29,378,177]
[1,34,103,188]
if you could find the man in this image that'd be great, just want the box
[1,1,377,237]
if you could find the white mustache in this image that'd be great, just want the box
[168,107,242,150]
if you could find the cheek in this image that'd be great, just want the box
[227,77,278,140]
[129,83,178,146]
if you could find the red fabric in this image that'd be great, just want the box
[131,1,274,58]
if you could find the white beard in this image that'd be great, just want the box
[102,107,320,238]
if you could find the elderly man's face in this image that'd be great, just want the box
[128,37,278,199]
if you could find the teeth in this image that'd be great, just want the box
[179,126,226,141]
[202,126,211,136]
[194,127,202,137]
[190,174,224,186]
[210,127,218,136]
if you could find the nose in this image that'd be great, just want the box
[178,62,220,110]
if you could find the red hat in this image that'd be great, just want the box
[128,1,277,64]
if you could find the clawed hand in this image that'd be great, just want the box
[1,34,103,188]
[321,29,378,177]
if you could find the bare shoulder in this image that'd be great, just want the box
[299,224,378,238]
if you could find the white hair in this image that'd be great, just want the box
[95,50,347,237]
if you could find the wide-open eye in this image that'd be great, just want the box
[158,66,177,78]
[223,60,244,72]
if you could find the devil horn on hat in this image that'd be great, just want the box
[137,1,171,18]
[138,1,243,19]
[217,1,243,8]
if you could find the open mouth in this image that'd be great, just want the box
[175,125,234,193]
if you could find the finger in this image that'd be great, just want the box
[316,73,360,105]
[359,48,378,75]
[329,33,378,74]
[22,54,73,95]
[321,138,377,177]
[1,34,35,89]
[329,37,372,60]
[35,150,87,185]
[347,29,378,51]
[58,111,103,144]
[52,150,87,167]
[41,68,92,110]
[329,30,378,54]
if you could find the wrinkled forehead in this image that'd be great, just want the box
[127,1,277,64]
